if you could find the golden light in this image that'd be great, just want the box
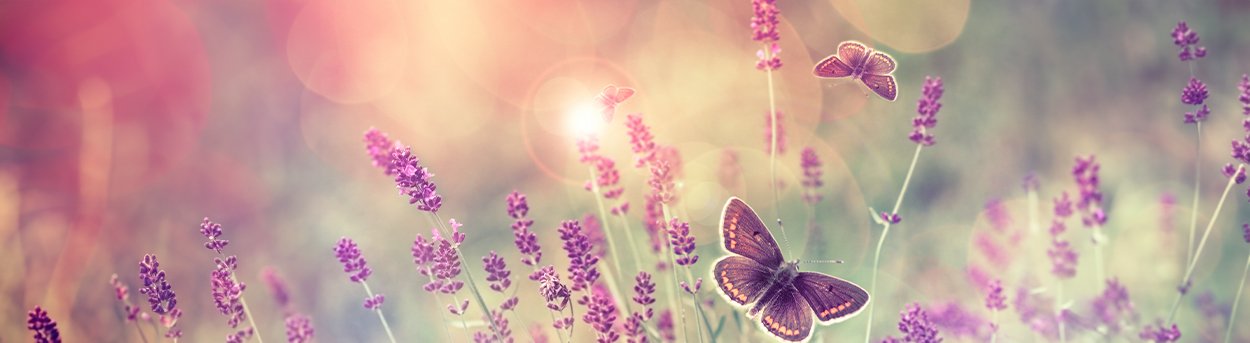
[566,101,604,137]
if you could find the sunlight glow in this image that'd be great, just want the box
[566,102,604,137]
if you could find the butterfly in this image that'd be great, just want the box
[812,40,898,102]
[713,197,870,342]
[595,84,635,122]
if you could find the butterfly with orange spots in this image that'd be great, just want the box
[713,197,870,342]
[812,40,898,102]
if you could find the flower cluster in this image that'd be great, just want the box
[334,237,373,283]
[364,127,399,173]
[1181,77,1211,124]
[985,279,1007,312]
[506,191,542,267]
[1090,279,1136,335]
[1232,75,1250,178]
[1244,223,1250,243]
[202,218,252,337]
[1139,322,1181,342]
[483,252,514,295]
[413,221,470,314]
[1072,155,1106,227]
[537,265,572,313]
[911,76,944,146]
[390,147,443,213]
[668,218,699,267]
[584,285,621,343]
[764,110,786,154]
[881,303,943,343]
[583,214,609,259]
[751,0,781,70]
[800,147,824,204]
[110,274,141,321]
[578,135,628,214]
[27,306,61,343]
[285,314,315,343]
[626,114,658,168]
[1171,21,1206,62]
[138,254,182,338]
[1048,193,1079,279]
[261,267,290,311]
[559,219,601,292]
[625,272,657,343]
[478,251,518,342]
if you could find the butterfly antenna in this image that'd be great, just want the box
[803,259,845,264]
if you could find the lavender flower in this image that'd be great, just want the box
[1181,77,1211,124]
[139,254,178,314]
[1048,193,1078,279]
[507,191,542,267]
[668,218,699,268]
[626,272,656,343]
[1240,74,1250,116]
[881,303,942,343]
[1072,155,1106,227]
[390,147,443,213]
[1139,322,1182,342]
[985,199,1011,234]
[763,110,786,154]
[211,255,248,328]
[1244,223,1250,243]
[985,279,1007,311]
[477,309,514,343]
[911,76,944,146]
[334,237,372,283]
[1235,75,1250,167]
[364,294,385,310]
[1171,21,1206,62]
[536,265,572,311]
[583,213,608,258]
[626,113,658,168]
[756,43,782,71]
[643,192,665,255]
[926,302,987,340]
[579,135,627,213]
[364,128,398,173]
[27,306,61,343]
[483,251,513,293]
[584,286,621,343]
[201,217,228,253]
[110,274,141,321]
[801,147,824,204]
[1090,279,1136,335]
[1023,172,1040,192]
[261,267,291,312]
[559,220,600,292]
[285,314,315,343]
[751,0,781,70]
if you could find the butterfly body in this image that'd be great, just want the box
[812,40,898,102]
[714,197,869,342]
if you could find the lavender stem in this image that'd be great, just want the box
[1224,249,1250,343]
[865,143,925,343]
[1169,163,1243,323]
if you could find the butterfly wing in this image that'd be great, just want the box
[720,197,784,268]
[862,51,897,75]
[859,74,898,101]
[793,272,870,324]
[837,41,870,69]
[758,284,815,342]
[713,255,774,307]
[812,55,854,78]
[614,87,635,102]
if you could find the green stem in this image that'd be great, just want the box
[1187,123,1202,269]
[132,320,150,343]
[584,166,639,319]
[431,213,507,340]
[864,143,924,343]
[1092,224,1106,284]
[360,281,398,343]
[1057,281,1067,343]
[1224,250,1250,343]
[232,276,264,343]
[1168,163,1243,323]
[617,214,645,272]
[990,309,999,343]
[764,44,790,255]
[683,266,715,341]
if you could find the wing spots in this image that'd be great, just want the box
[720,271,747,303]
[726,213,740,249]
[763,315,800,337]
[818,301,855,319]
[730,240,738,249]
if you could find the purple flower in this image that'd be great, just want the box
[211,255,248,328]
[584,286,621,343]
[667,218,699,267]
[626,272,656,342]
[200,217,229,253]
[1048,236,1078,279]
[1236,75,1250,167]
[536,265,572,311]
[1239,74,1250,116]
[560,220,601,292]
[579,136,627,213]
[926,302,987,340]
[477,309,514,343]
[483,251,513,293]
[801,147,824,204]
[880,211,902,225]
[261,267,291,312]
[756,43,782,71]
[984,199,1011,233]
[27,306,61,343]
[1090,279,1136,335]
[285,314,315,343]
[633,272,657,308]
[910,76,944,146]
[507,191,542,267]
[364,128,398,173]
[583,213,608,258]
[626,114,658,168]
[764,110,786,154]
[1244,223,1250,243]
[138,254,178,315]
[1171,21,1206,62]
[422,229,466,296]
[649,160,676,205]
[389,147,443,213]
[1182,77,1211,124]
[363,293,385,310]
[985,279,1007,311]
[751,0,780,43]
[110,274,141,321]
[1022,172,1040,192]
[334,237,372,283]
[643,192,665,254]
[1139,322,1182,342]
[882,303,943,343]
[227,329,254,343]
[1072,155,1107,227]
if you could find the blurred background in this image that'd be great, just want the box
[3,0,1250,341]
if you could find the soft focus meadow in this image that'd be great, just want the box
[5,0,1250,342]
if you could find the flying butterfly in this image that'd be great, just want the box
[595,84,635,122]
[713,197,870,342]
[812,40,898,102]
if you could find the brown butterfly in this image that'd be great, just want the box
[812,41,898,102]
